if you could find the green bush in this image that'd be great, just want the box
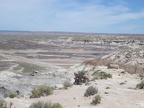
[30,85,53,98]
[92,71,112,80]
[63,80,73,89]
[106,87,110,89]
[91,95,101,105]
[52,103,63,108]
[0,100,5,108]
[136,81,144,89]
[9,93,16,98]
[29,101,63,108]
[99,72,112,79]
[84,86,98,97]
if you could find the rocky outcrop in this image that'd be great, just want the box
[102,48,144,74]
[73,72,89,85]
[68,47,144,77]
[107,63,119,69]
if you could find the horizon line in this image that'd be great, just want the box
[0,30,144,35]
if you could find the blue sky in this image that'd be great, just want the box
[0,0,144,34]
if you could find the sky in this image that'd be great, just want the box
[0,0,144,34]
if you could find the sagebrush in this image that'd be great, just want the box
[91,95,101,105]
[0,100,5,108]
[92,71,112,80]
[84,86,98,97]
[30,85,53,98]
[9,93,16,98]
[136,80,144,89]
[63,80,73,89]
[29,101,63,108]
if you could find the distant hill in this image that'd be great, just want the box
[0,30,144,37]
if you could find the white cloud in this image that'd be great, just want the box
[48,1,144,29]
[0,0,144,33]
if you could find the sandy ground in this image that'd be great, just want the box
[5,66,144,108]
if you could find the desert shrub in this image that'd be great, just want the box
[63,80,73,89]
[0,100,5,108]
[92,71,112,80]
[9,93,16,98]
[91,95,101,105]
[136,81,144,89]
[140,77,143,80]
[84,86,98,97]
[106,87,110,89]
[29,101,63,108]
[30,85,53,98]
[29,101,43,108]
[100,73,112,79]
[52,103,63,108]
[119,82,126,85]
